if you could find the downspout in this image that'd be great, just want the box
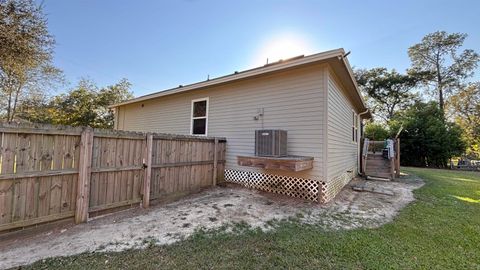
[357,109,370,176]
[358,109,370,118]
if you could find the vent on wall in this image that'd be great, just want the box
[255,129,287,157]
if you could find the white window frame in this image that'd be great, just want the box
[190,97,209,136]
[352,111,358,143]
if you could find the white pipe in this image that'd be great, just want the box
[358,109,370,118]
[358,109,370,176]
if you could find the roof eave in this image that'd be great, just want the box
[340,56,368,112]
[110,48,346,108]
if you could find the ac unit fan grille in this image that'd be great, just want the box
[255,129,287,157]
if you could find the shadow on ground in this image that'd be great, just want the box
[0,174,423,269]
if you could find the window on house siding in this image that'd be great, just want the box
[191,98,208,135]
[352,111,358,142]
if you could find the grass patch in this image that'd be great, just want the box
[22,168,480,269]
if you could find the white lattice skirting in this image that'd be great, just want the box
[321,168,356,203]
[224,169,321,202]
[224,168,356,203]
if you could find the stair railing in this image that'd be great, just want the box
[363,139,399,180]
[361,138,370,174]
[386,139,395,179]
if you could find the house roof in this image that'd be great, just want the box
[111,48,372,118]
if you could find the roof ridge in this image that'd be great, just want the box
[111,48,346,108]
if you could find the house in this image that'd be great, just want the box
[111,48,371,203]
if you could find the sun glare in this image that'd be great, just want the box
[252,34,314,67]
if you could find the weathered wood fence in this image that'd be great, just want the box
[0,124,226,232]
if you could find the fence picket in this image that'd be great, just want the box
[0,124,226,232]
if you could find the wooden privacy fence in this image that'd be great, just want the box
[0,124,226,232]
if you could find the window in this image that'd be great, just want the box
[352,111,358,142]
[191,98,208,135]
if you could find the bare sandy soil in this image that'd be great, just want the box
[0,174,423,269]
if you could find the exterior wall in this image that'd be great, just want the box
[324,68,361,202]
[116,64,327,181]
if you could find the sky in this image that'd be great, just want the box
[41,0,480,97]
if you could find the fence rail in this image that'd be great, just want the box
[453,164,480,171]
[0,123,226,232]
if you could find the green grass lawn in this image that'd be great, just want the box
[23,168,480,269]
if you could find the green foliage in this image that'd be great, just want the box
[18,78,133,128]
[23,168,480,269]
[408,31,480,112]
[355,68,420,122]
[364,122,389,140]
[0,0,53,73]
[357,32,479,160]
[448,82,480,159]
[390,101,465,167]
[14,92,51,123]
[0,0,62,121]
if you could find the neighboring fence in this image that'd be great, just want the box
[453,164,480,171]
[452,159,480,171]
[0,124,226,232]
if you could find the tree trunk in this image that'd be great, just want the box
[6,90,13,122]
[388,106,395,122]
[435,56,445,116]
[10,85,21,122]
[438,86,444,113]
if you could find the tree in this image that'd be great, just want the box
[390,101,465,167]
[355,68,420,122]
[14,90,52,123]
[364,122,390,141]
[21,79,134,128]
[95,79,133,127]
[0,0,62,122]
[448,82,480,158]
[408,31,479,113]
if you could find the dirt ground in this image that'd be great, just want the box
[0,174,423,269]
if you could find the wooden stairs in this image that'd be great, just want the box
[361,139,400,181]
[364,153,394,180]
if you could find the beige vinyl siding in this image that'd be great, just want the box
[116,64,326,180]
[326,68,359,182]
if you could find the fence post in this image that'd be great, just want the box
[213,138,218,186]
[395,138,401,177]
[75,127,94,224]
[390,157,395,180]
[143,133,153,208]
